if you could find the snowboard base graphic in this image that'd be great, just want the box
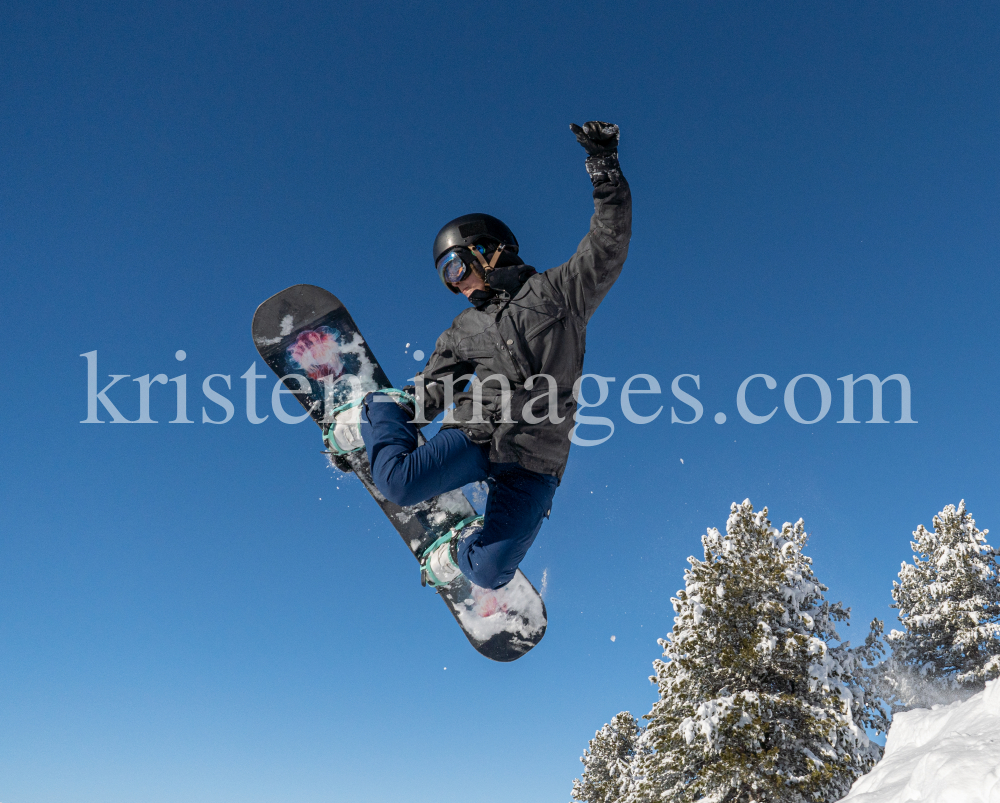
[251,284,546,661]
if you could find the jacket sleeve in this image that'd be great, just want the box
[412,325,476,425]
[544,170,632,323]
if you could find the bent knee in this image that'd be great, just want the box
[374,474,427,508]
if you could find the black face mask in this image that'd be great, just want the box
[468,288,494,307]
[467,264,538,308]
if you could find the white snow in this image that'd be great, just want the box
[318,332,379,418]
[843,679,1000,802]
[453,572,545,641]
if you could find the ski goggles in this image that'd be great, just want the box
[435,243,507,289]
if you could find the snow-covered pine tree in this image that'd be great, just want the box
[571,711,648,803]
[888,500,1000,706]
[633,500,884,803]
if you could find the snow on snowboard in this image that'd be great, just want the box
[251,284,546,661]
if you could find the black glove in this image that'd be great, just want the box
[570,121,621,183]
[570,121,619,155]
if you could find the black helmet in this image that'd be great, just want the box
[432,213,519,266]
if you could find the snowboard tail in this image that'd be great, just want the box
[251,284,546,661]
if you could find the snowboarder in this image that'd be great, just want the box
[330,121,631,591]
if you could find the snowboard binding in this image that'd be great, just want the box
[420,515,484,588]
[322,388,416,460]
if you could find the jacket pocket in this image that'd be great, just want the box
[524,313,566,342]
[457,328,499,360]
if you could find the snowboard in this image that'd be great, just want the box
[251,284,547,662]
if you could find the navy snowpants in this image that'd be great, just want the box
[359,393,558,590]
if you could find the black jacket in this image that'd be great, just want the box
[415,169,632,480]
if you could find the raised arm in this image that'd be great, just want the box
[545,121,632,323]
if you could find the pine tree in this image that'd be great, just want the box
[633,500,884,803]
[571,711,649,803]
[888,500,1000,706]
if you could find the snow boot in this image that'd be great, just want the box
[323,388,416,460]
[420,515,484,588]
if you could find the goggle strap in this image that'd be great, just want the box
[488,243,506,269]
[467,243,506,287]
[467,245,490,270]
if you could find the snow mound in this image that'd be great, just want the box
[843,678,1000,802]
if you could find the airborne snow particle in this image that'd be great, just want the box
[413,349,425,361]
[680,458,684,464]
[610,635,616,642]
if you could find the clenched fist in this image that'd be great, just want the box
[569,121,620,156]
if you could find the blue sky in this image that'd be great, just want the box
[2,2,998,801]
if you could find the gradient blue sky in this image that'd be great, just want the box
[2,2,998,801]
